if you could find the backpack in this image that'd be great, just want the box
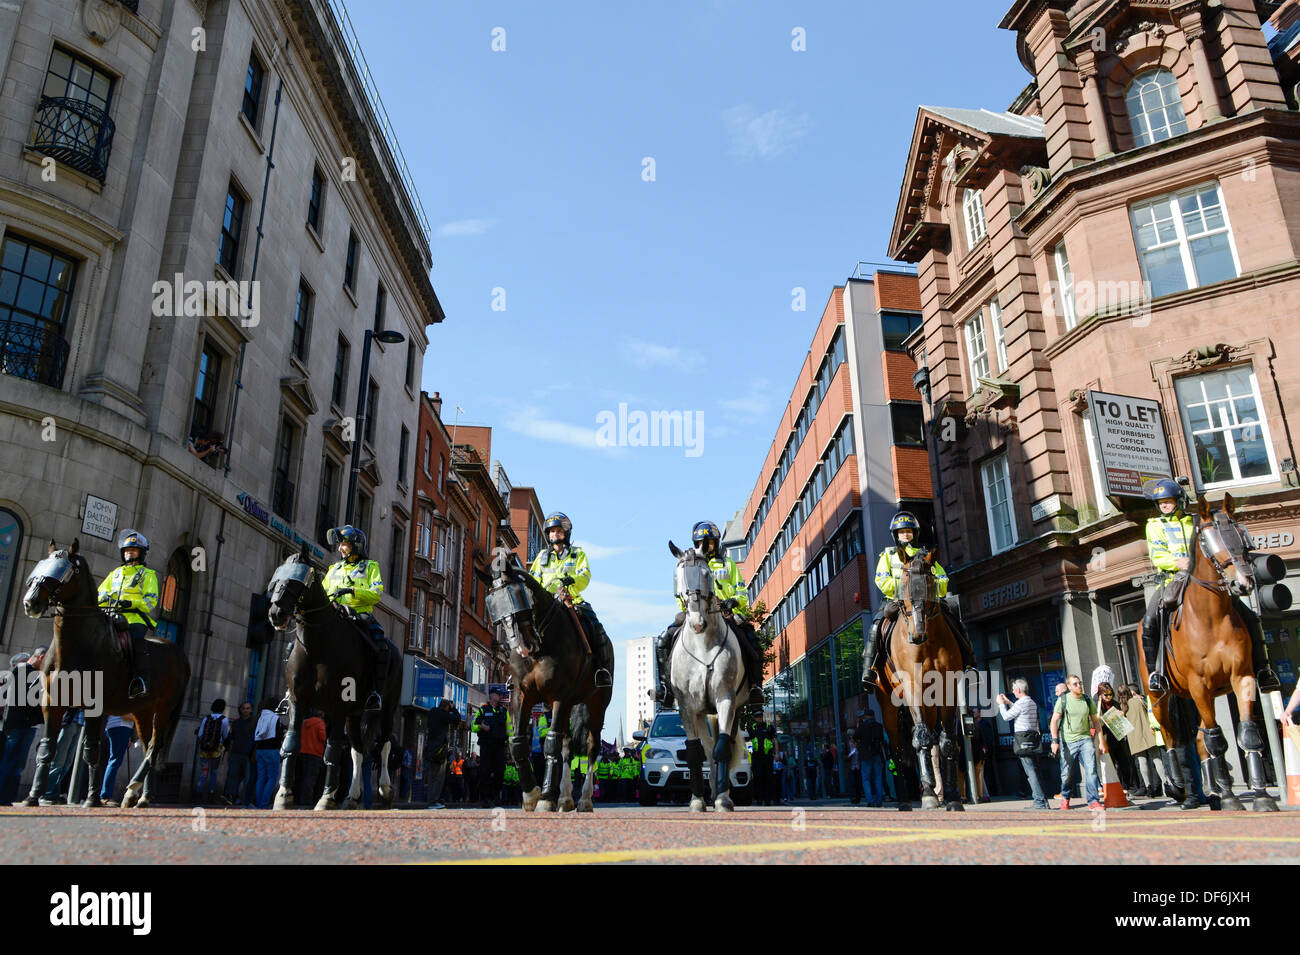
[199,714,225,758]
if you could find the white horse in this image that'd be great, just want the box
[668,542,747,812]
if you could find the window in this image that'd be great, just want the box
[882,311,922,351]
[980,454,1017,554]
[1081,416,1117,518]
[410,590,426,653]
[364,379,378,446]
[398,425,410,487]
[990,297,1007,374]
[416,506,433,557]
[154,549,190,647]
[272,417,298,519]
[1130,182,1238,298]
[218,181,246,276]
[0,234,79,389]
[242,50,265,128]
[963,188,987,248]
[357,490,373,539]
[374,284,386,332]
[890,403,925,447]
[1053,241,1078,331]
[291,280,312,361]
[318,457,340,545]
[307,166,325,233]
[422,432,432,477]
[1125,69,1188,148]
[390,523,405,591]
[344,231,358,291]
[331,335,349,408]
[1176,366,1279,490]
[963,311,990,386]
[35,47,117,181]
[189,342,223,449]
[437,455,445,494]
[405,340,416,390]
[43,46,114,112]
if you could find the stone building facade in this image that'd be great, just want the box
[0,0,442,788]
[888,0,1300,781]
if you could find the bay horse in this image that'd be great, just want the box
[487,557,612,812]
[866,548,968,811]
[21,540,190,808]
[1140,493,1278,812]
[667,541,747,812]
[265,545,401,810]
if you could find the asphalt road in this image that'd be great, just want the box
[2,799,1298,864]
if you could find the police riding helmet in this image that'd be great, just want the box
[118,529,149,563]
[888,511,921,548]
[543,512,572,546]
[1149,478,1184,511]
[327,525,368,560]
[692,521,721,557]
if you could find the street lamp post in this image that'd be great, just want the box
[344,327,405,526]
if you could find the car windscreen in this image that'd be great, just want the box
[650,712,685,738]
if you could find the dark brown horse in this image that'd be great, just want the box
[487,558,612,812]
[866,549,968,811]
[265,545,402,810]
[1140,493,1278,811]
[21,540,190,808]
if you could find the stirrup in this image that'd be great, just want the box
[128,677,148,700]
[1257,667,1281,693]
[364,691,382,713]
[1148,672,1168,694]
[594,668,612,688]
[275,693,291,716]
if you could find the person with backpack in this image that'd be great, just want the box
[998,679,1048,809]
[195,699,230,805]
[854,711,886,807]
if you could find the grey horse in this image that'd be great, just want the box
[667,541,747,812]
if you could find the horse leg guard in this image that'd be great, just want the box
[912,725,937,804]
[276,727,300,809]
[24,737,55,807]
[937,729,964,811]
[1200,727,1241,811]
[1161,746,1185,802]
[316,740,344,809]
[683,738,708,804]
[540,733,564,803]
[80,734,102,808]
[510,737,535,794]
[712,733,733,798]
[1235,719,1279,811]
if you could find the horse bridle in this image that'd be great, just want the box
[24,551,103,620]
[899,553,939,641]
[1188,513,1251,596]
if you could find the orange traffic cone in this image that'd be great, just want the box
[1283,724,1300,806]
[1098,744,1131,808]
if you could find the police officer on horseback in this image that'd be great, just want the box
[528,512,613,688]
[1139,480,1192,694]
[654,521,765,709]
[324,525,388,712]
[861,511,975,686]
[97,530,159,700]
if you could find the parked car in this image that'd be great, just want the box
[634,710,751,806]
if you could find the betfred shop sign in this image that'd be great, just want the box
[1087,391,1173,497]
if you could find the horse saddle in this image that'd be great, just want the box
[105,611,132,659]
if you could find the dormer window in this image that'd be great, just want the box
[963,188,987,248]
[1126,69,1188,148]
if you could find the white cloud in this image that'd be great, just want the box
[718,377,772,421]
[436,218,497,238]
[502,406,608,452]
[723,105,812,160]
[619,338,702,370]
[573,540,635,560]
[583,580,676,636]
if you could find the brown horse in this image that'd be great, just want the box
[867,549,968,811]
[1140,493,1277,812]
[21,540,190,808]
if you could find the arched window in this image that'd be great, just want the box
[154,547,191,646]
[963,188,987,248]
[0,508,24,645]
[1125,69,1188,147]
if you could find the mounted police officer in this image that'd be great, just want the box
[323,525,388,712]
[653,521,765,709]
[97,529,159,699]
[861,511,975,686]
[1139,479,1192,694]
[527,512,613,688]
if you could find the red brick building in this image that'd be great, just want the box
[738,269,926,779]
[887,0,1300,779]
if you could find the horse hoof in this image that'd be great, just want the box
[1251,796,1280,812]
[313,798,336,811]
[135,798,150,809]
[897,803,912,812]
[340,798,358,811]
[81,798,101,809]
[23,795,39,807]
[536,800,555,813]
[559,797,576,813]
[577,799,594,813]
[945,801,964,812]
[921,797,941,811]
[521,788,541,812]
[273,792,293,811]
[1219,795,1244,812]
[689,797,706,813]
[715,797,734,813]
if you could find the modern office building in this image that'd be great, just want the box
[625,634,655,735]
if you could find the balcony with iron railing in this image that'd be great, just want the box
[29,96,116,183]
[0,320,71,389]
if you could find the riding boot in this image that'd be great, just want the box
[652,622,680,706]
[861,615,885,688]
[742,629,765,706]
[1235,599,1281,692]
[128,636,150,700]
[1141,594,1167,694]
[585,609,614,688]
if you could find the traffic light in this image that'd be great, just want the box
[246,592,272,648]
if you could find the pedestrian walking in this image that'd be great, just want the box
[749,718,773,803]
[855,712,886,807]
[99,713,135,805]
[1051,681,1078,800]
[471,691,508,807]
[1049,674,1104,810]
[253,697,282,809]
[223,701,255,806]
[296,709,326,807]
[423,699,462,809]
[41,709,84,805]
[1123,684,1162,797]
[0,649,46,804]
[194,699,229,804]
[1095,682,1134,797]
[997,679,1048,809]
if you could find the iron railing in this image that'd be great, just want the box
[30,96,116,183]
[0,319,70,389]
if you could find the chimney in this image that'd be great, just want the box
[431,391,443,419]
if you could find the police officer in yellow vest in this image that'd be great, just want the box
[323,525,388,711]
[97,529,160,699]
[654,521,765,708]
[528,512,613,687]
[861,511,975,686]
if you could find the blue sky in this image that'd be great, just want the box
[347,0,1033,733]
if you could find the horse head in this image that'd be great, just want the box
[1194,493,1256,598]
[23,539,91,618]
[670,540,715,634]
[486,556,542,658]
[267,543,319,631]
[899,549,940,646]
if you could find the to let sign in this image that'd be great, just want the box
[1087,390,1173,497]
[81,495,118,541]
